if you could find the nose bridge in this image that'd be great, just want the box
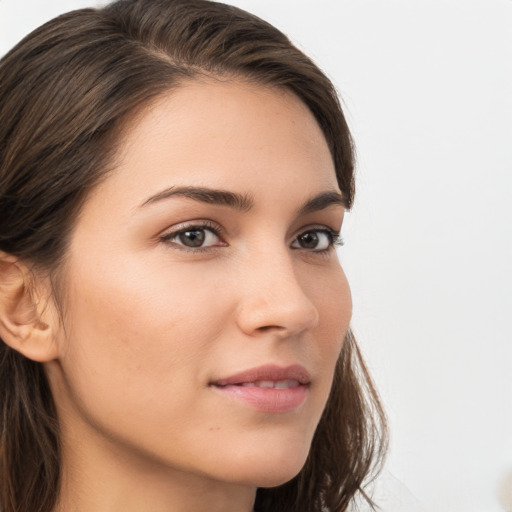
[236,243,319,337]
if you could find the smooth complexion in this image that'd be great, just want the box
[43,80,352,512]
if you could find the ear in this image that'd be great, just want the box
[0,252,60,362]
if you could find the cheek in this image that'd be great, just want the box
[302,262,352,402]
[58,255,231,405]
[310,262,352,345]
[317,266,351,381]
[53,256,237,460]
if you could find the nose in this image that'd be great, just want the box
[235,250,320,339]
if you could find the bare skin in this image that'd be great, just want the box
[34,81,352,512]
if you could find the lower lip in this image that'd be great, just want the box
[211,384,308,413]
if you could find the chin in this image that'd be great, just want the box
[218,441,311,489]
[253,468,305,489]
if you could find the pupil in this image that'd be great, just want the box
[299,232,318,249]
[179,230,205,247]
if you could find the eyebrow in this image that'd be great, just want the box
[140,186,253,211]
[139,186,346,214]
[297,190,347,215]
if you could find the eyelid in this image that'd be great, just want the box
[159,220,226,250]
[291,225,344,251]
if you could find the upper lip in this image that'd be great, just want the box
[211,364,311,386]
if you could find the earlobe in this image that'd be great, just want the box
[0,252,59,362]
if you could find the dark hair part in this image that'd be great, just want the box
[0,1,387,511]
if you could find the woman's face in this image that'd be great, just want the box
[47,80,351,489]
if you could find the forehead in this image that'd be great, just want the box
[86,80,339,214]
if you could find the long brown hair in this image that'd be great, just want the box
[0,1,387,511]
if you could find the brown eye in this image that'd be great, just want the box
[298,232,319,249]
[179,229,206,247]
[291,229,338,251]
[161,224,223,250]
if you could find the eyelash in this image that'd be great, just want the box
[160,221,225,253]
[159,221,344,255]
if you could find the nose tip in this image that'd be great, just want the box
[236,271,320,338]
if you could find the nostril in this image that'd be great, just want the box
[256,325,284,333]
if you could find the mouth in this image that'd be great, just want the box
[234,379,302,389]
[209,365,310,413]
[211,364,311,387]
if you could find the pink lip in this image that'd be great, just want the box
[210,364,310,413]
[212,364,311,386]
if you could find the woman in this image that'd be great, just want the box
[0,1,387,511]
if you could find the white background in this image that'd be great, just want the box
[1,1,511,511]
